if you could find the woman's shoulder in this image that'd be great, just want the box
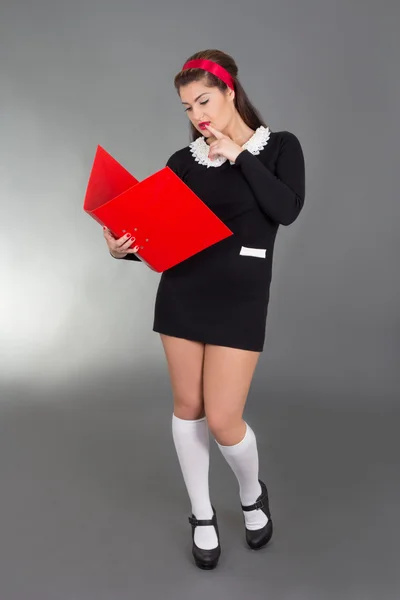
[165,144,193,170]
[265,129,304,164]
[269,128,302,148]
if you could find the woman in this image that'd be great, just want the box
[104,48,305,570]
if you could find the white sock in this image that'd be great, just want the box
[172,414,218,550]
[216,422,268,531]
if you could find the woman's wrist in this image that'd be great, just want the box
[110,249,127,259]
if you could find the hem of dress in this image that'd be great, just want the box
[152,326,264,352]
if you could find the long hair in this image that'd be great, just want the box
[173,49,268,142]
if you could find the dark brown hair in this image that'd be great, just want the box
[173,49,268,142]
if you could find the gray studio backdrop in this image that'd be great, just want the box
[0,0,398,404]
[1,2,399,600]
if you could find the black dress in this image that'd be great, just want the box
[120,126,305,352]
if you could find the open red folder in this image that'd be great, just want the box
[83,145,233,272]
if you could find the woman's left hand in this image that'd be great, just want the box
[205,124,243,163]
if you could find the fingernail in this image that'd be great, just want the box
[126,233,131,238]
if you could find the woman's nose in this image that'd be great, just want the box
[192,109,206,121]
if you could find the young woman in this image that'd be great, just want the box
[104,48,305,570]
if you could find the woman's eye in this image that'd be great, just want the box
[184,99,209,112]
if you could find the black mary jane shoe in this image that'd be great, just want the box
[241,479,273,550]
[188,507,221,570]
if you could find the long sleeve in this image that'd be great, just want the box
[233,131,305,226]
[111,249,140,261]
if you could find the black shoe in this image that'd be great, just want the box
[188,507,221,570]
[241,479,273,550]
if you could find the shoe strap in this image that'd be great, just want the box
[241,498,264,511]
[188,515,216,527]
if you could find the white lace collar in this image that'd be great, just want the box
[189,125,271,168]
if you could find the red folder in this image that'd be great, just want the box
[83,145,233,272]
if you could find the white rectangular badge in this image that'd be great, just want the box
[240,246,267,258]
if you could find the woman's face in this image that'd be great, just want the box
[179,79,235,138]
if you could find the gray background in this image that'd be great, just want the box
[1,0,399,598]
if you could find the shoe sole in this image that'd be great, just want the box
[194,558,220,570]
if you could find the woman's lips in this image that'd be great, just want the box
[199,122,210,130]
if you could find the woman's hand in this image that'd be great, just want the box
[103,227,139,258]
[205,124,243,163]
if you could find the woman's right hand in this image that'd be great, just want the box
[103,227,140,259]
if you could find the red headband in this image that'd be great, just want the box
[181,59,235,90]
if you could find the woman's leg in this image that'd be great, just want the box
[160,334,218,551]
[203,345,269,532]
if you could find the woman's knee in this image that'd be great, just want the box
[206,411,241,442]
[174,397,205,420]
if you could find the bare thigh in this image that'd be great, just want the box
[160,334,206,420]
[203,344,261,445]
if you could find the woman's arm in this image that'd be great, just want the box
[233,131,305,226]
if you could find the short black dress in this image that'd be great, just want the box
[121,126,305,352]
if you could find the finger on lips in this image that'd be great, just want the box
[205,124,224,138]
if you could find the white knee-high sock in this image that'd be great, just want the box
[216,422,268,530]
[172,414,218,549]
